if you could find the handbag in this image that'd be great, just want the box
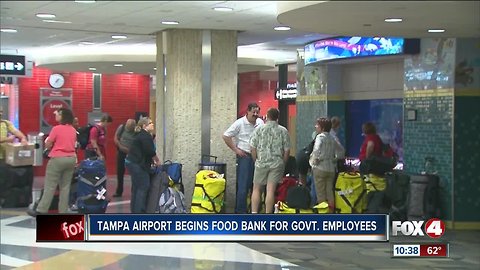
[43,148,51,159]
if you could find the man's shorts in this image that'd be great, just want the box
[253,164,285,185]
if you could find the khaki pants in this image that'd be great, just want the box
[312,168,335,205]
[36,156,76,213]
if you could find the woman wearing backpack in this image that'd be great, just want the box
[359,122,383,161]
[85,114,113,160]
[359,122,383,175]
[125,117,160,213]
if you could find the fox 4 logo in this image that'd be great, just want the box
[392,218,445,238]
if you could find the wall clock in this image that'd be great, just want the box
[49,73,65,88]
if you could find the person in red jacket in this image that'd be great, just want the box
[359,122,383,161]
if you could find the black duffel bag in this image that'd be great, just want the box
[360,155,397,175]
[286,185,311,209]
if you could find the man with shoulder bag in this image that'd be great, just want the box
[113,119,136,197]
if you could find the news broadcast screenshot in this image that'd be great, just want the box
[20,163,475,269]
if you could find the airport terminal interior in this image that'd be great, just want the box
[1,1,479,269]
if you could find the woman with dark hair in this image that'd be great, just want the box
[359,122,383,161]
[125,117,160,213]
[28,108,77,216]
[86,114,113,160]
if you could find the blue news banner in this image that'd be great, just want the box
[87,214,388,242]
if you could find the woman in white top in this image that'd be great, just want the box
[309,117,344,211]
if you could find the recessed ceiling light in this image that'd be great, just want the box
[0,28,17,33]
[153,67,157,70]
[114,64,123,67]
[213,7,233,12]
[75,0,96,3]
[128,72,134,74]
[42,20,72,24]
[428,29,445,33]
[274,26,291,31]
[385,18,403,23]
[112,35,127,39]
[36,13,56,19]
[161,21,179,25]
[88,67,97,71]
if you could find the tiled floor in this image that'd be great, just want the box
[1,175,479,269]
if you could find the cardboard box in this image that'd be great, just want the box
[5,143,35,167]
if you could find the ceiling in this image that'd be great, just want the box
[1,1,478,75]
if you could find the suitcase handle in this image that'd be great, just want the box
[202,154,217,163]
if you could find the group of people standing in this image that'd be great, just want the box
[22,106,158,216]
[224,103,350,213]
[6,100,386,217]
[223,103,293,214]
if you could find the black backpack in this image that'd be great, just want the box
[295,138,316,167]
[77,124,99,150]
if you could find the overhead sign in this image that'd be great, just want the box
[275,82,297,100]
[40,88,72,134]
[0,55,26,76]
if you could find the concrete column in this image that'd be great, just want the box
[155,29,238,212]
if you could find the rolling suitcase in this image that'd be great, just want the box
[0,165,33,208]
[145,168,170,213]
[407,174,440,220]
[385,171,410,221]
[76,158,109,213]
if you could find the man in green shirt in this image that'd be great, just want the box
[249,108,291,214]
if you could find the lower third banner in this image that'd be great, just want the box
[86,214,388,242]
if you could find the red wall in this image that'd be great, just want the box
[238,71,297,119]
[238,72,278,118]
[18,66,150,176]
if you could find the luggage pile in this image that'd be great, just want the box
[274,168,330,214]
[146,163,187,214]
[332,156,442,223]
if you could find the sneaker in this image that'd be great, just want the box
[26,208,38,217]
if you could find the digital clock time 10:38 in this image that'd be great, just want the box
[393,244,420,257]
[392,243,449,258]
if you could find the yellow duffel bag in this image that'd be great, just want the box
[334,172,367,214]
[363,174,386,193]
[191,170,226,214]
[276,201,330,214]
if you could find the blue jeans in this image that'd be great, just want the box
[125,161,150,213]
[235,154,255,213]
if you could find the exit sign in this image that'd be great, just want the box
[0,55,26,76]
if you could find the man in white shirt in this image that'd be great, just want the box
[223,103,264,213]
